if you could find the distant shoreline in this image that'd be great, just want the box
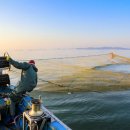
[76,47,130,50]
[1,47,130,52]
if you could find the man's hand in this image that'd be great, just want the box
[6,56,10,61]
[4,52,10,61]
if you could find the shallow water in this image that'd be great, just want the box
[31,90,130,130]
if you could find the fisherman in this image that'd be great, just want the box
[5,55,38,116]
[6,55,38,94]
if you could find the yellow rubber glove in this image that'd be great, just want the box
[4,52,10,61]
[6,98,11,105]
[6,56,10,61]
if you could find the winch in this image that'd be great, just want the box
[23,98,51,130]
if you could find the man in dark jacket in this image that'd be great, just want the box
[5,57,38,116]
[7,57,38,94]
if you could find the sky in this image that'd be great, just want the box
[0,0,130,50]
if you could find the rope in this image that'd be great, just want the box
[18,53,111,61]
[38,78,64,87]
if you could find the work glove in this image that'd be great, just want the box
[4,52,10,61]
[6,56,10,61]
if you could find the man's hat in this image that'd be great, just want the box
[29,60,35,64]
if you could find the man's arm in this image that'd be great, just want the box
[9,58,30,70]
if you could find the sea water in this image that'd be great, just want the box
[5,49,130,130]
[31,90,130,130]
[97,64,130,74]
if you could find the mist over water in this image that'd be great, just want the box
[3,49,130,60]
[7,49,130,130]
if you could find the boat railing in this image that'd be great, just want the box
[41,105,72,130]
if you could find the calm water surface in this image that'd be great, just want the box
[97,64,130,73]
[31,90,130,130]
[7,49,130,130]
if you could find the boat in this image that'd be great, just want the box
[0,56,71,130]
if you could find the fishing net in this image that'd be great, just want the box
[35,53,130,92]
[9,53,130,92]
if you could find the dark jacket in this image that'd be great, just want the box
[9,58,38,93]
